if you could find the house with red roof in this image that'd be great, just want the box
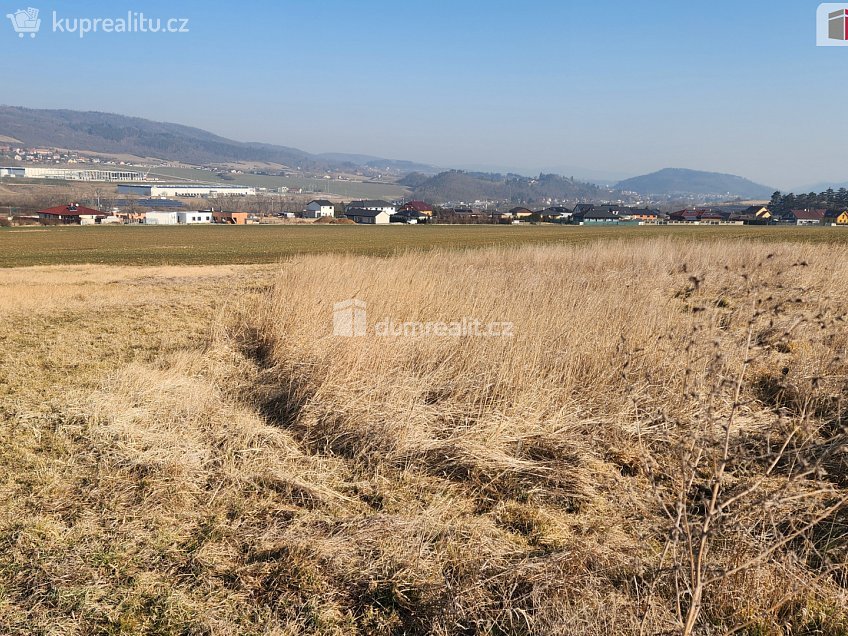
[668,209,703,223]
[787,209,825,226]
[398,200,434,217]
[37,203,106,224]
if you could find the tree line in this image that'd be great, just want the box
[769,188,848,215]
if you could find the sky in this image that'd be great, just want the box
[0,0,845,189]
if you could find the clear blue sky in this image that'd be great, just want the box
[0,0,844,188]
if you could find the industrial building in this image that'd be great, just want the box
[117,183,256,198]
[0,166,145,181]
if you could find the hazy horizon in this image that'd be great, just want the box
[1,0,845,190]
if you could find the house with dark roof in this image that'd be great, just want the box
[824,210,848,225]
[391,209,429,224]
[347,200,396,214]
[305,199,335,219]
[787,209,825,225]
[441,207,483,221]
[345,207,391,224]
[398,200,434,217]
[540,206,573,222]
[698,210,731,225]
[572,203,595,216]
[37,203,106,224]
[622,208,660,223]
[668,209,703,224]
[583,207,620,224]
[732,205,772,225]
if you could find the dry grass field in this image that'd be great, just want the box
[3,224,848,268]
[1,238,846,635]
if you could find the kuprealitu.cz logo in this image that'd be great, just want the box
[5,6,190,39]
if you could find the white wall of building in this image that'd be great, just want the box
[304,202,335,218]
[177,211,213,224]
[118,184,255,197]
[1,167,143,181]
[348,210,391,224]
[144,211,179,225]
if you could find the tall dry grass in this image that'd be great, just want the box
[1,239,846,635]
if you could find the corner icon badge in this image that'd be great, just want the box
[818,4,848,45]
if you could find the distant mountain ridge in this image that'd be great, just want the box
[793,181,848,193]
[615,168,774,199]
[0,105,435,173]
[399,170,603,204]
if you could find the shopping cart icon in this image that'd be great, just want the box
[6,7,41,38]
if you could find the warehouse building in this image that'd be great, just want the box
[118,183,256,197]
[1,166,145,181]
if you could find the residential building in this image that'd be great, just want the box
[698,210,730,225]
[624,208,660,223]
[508,206,534,219]
[583,208,620,223]
[787,209,825,225]
[572,203,595,217]
[745,205,772,221]
[668,209,703,223]
[36,203,105,224]
[391,210,429,224]
[540,206,573,222]
[177,211,213,224]
[441,207,483,221]
[398,200,434,217]
[212,210,249,225]
[824,210,848,225]
[304,199,335,218]
[346,200,396,215]
[345,208,391,224]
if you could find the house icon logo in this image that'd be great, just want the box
[6,7,41,38]
[333,299,367,337]
[818,4,848,45]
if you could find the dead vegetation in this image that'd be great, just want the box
[0,239,846,635]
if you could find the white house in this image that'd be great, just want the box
[347,199,397,215]
[177,211,213,224]
[345,208,391,224]
[144,211,179,225]
[304,199,335,218]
